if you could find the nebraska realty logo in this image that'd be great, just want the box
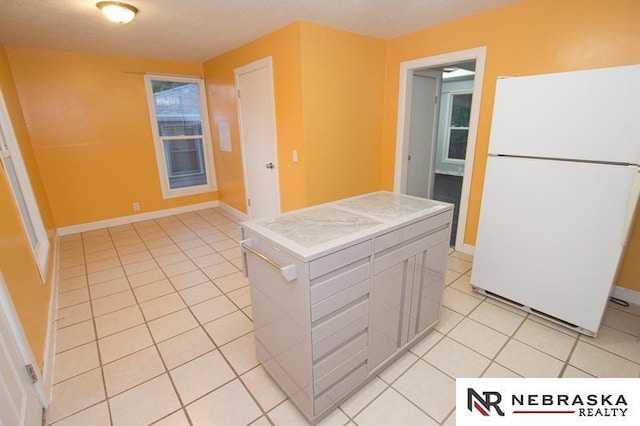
[456,378,640,425]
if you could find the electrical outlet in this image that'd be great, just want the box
[133,202,140,211]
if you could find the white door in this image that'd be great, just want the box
[405,72,441,198]
[235,57,281,219]
[0,273,44,426]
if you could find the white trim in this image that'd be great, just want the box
[218,202,249,222]
[41,231,59,405]
[143,74,217,199]
[57,201,219,236]
[441,89,473,165]
[612,285,640,306]
[460,243,475,256]
[393,47,487,253]
[234,56,282,219]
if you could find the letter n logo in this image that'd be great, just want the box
[467,388,505,416]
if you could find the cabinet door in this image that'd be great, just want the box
[416,241,448,334]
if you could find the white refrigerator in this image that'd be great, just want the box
[471,64,640,336]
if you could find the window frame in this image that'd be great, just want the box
[442,90,473,164]
[144,74,216,199]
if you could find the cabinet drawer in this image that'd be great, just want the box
[313,332,368,379]
[310,261,370,305]
[374,212,451,253]
[310,240,372,280]
[314,346,368,394]
[312,303,369,360]
[311,279,370,322]
[374,228,449,274]
[312,299,369,344]
[314,363,368,415]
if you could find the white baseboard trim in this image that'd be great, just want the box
[218,202,248,222]
[612,285,640,306]
[41,231,60,407]
[456,243,475,256]
[57,200,220,235]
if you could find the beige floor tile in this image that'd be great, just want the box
[442,287,482,315]
[219,247,241,261]
[213,272,249,293]
[183,245,215,259]
[424,336,491,378]
[47,368,105,424]
[192,253,227,269]
[86,257,121,274]
[378,351,418,384]
[484,297,528,316]
[609,301,640,317]
[468,301,525,336]
[496,340,564,377]
[148,309,199,343]
[59,264,87,280]
[133,279,175,303]
[56,302,92,329]
[119,250,153,266]
[116,242,148,256]
[175,237,206,250]
[49,401,110,426]
[449,251,473,262]
[169,269,209,290]
[204,310,253,346]
[211,238,239,252]
[582,325,640,364]
[186,379,261,426]
[267,400,309,424]
[56,320,95,353]
[151,410,190,426]
[146,237,176,249]
[446,256,471,274]
[202,262,238,281]
[89,277,130,300]
[149,243,182,257]
[58,255,86,269]
[85,248,119,263]
[140,293,186,321]
[242,306,253,320]
[514,318,577,360]
[240,365,286,411]
[569,341,640,377]
[562,365,595,378]
[92,290,136,317]
[162,260,199,278]
[393,359,455,422]
[179,281,222,306]
[219,332,259,375]
[94,305,144,338]
[58,275,88,293]
[317,407,349,426]
[355,387,438,426]
[449,318,509,358]
[103,346,166,397]
[191,295,238,325]
[170,231,199,243]
[58,287,90,309]
[227,286,252,308]
[340,376,387,417]
[201,232,230,245]
[449,274,485,300]
[88,266,125,285]
[157,327,215,370]
[433,306,464,334]
[155,252,190,267]
[527,313,579,337]
[53,342,100,384]
[109,374,181,426]
[170,350,235,404]
[482,362,521,378]
[127,268,166,288]
[601,307,640,336]
[98,324,154,364]
[123,258,158,276]
[112,235,142,247]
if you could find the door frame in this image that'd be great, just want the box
[0,271,48,408]
[394,46,487,254]
[234,56,281,219]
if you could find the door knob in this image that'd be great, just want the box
[266,162,274,169]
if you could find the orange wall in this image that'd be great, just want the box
[5,48,217,228]
[300,22,385,205]
[203,22,306,213]
[382,0,640,290]
[0,45,55,368]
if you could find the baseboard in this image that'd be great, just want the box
[57,200,220,235]
[612,285,640,306]
[456,243,475,256]
[41,231,60,407]
[218,202,249,222]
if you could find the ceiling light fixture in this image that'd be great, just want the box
[96,1,138,24]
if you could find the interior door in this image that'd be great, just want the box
[406,71,441,198]
[0,273,43,426]
[235,57,281,219]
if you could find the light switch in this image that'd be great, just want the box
[292,150,298,162]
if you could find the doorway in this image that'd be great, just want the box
[235,57,281,220]
[394,47,486,253]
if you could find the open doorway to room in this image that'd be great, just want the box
[394,47,486,253]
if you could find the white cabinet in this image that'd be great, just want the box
[240,192,452,423]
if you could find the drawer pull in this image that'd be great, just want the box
[240,239,297,282]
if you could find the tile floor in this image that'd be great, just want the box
[49,207,640,425]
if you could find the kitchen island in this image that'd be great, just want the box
[240,191,453,423]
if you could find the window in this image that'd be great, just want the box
[0,90,49,281]
[144,75,216,198]
[445,92,472,162]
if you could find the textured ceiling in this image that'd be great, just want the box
[0,0,520,62]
